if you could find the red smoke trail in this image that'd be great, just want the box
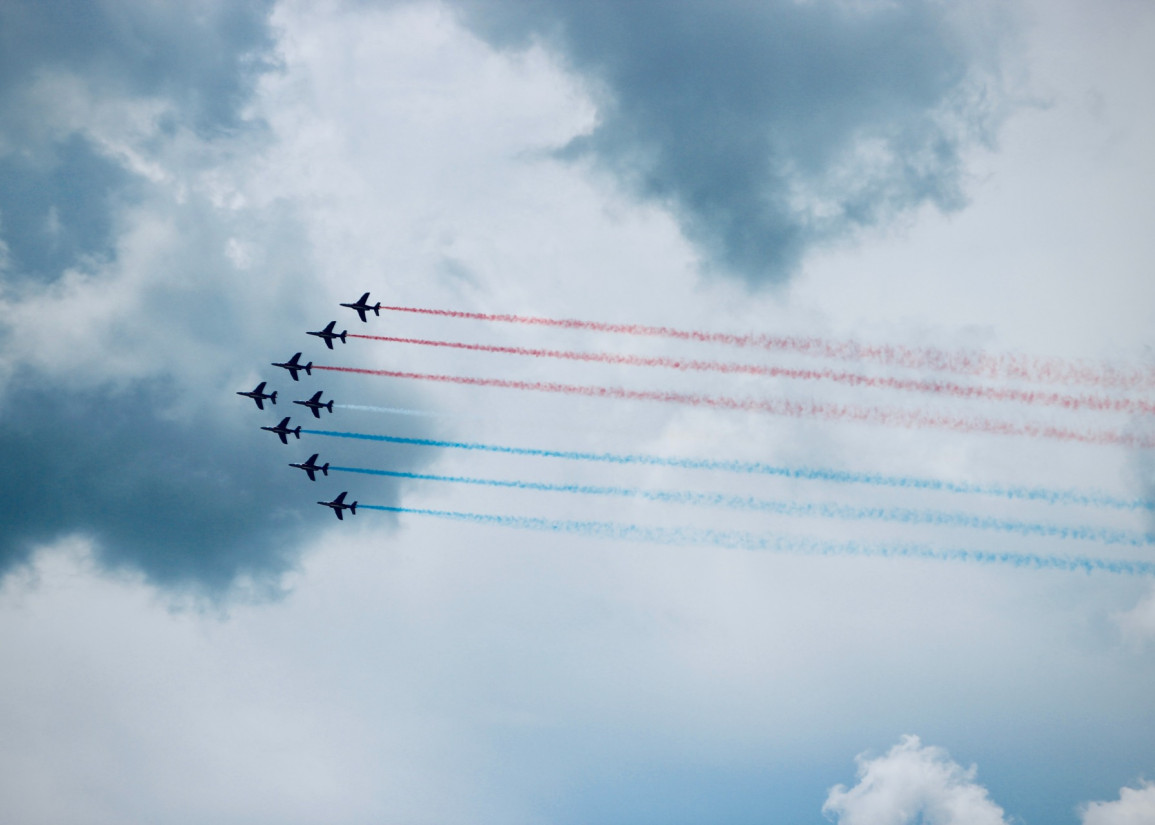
[350,333,1155,415]
[379,305,1155,390]
[316,365,1155,448]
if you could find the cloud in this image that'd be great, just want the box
[823,734,1010,825]
[0,0,426,596]
[0,0,275,283]
[452,0,1016,283]
[0,0,275,133]
[1080,781,1155,825]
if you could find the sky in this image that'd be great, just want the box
[1,0,1154,822]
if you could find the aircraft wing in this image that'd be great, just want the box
[333,491,347,504]
[334,508,344,520]
[305,468,317,481]
[254,398,265,410]
[278,432,288,444]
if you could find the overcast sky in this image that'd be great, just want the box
[2,1,1155,823]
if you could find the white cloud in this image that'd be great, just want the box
[823,735,1010,825]
[1081,781,1155,825]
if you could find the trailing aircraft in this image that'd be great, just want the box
[340,292,381,323]
[307,320,347,349]
[294,390,334,419]
[261,416,301,444]
[272,352,313,381]
[318,491,357,520]
[290,453,329,481]
[237,381,277,410]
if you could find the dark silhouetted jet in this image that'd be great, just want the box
[319,491,357,520]
[290,453,329,481]
[307,320,347,349]
[272,352,313,381]
[294,390,334,419]
[261,416,301,444]
[237,381,277,410]
[340,292,381,322]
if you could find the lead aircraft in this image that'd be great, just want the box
[237,381,277,410]
[319,491,357,520]
[340,292,381,322]
[272,352,313,381]
[261,417,301,444]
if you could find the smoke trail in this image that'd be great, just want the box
[302,430,1154,511]
[361,505,1155,575]
[315,366,1155,449]
[349,334,1155,415]
[334,466,1155,547]
[379,304,1155,390]
[335,404,478,419]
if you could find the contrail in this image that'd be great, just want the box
[378,304,1155,390]
[349,334,1155,415]
[361,505,1155,575]
[334,466,1155,547]
[315,366,1155,448]
[302,430,1154,511]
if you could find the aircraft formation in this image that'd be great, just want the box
[238,292,377,519]
[233,288,1155,576]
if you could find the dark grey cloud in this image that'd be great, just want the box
[0,0,428,597]
[0,369,423,597]
[0,134,136,284]
[0,0,275,284]
[0,0,276,136]
[452,0,1012,283]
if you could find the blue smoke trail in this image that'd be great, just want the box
[303,430,1153,511]
[331,466,1155,547]
[360,505,1155,575]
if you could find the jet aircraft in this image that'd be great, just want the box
[290,453,330,481]
[340,292,382,322]
[261,416,301,444]
[307,320,347,349]
[294,390,334,419]
[272,352,313,381]
[318,491,357,520]
[237,381,277,410]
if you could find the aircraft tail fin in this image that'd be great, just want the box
[270,391,278,404]
[339,331,347,343]
[293,427,301,439]
[325,400,333,413]
[321,463,329,476]
[373,303,381,316]
[350,502,357,515]
[304,362,313,376]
